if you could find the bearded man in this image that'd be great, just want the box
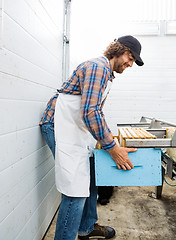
[40,35,144,240]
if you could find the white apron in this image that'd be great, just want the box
[54,81,112,197]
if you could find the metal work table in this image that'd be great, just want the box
[117,116,176,199]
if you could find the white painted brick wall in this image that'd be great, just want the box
[0,0,64,239]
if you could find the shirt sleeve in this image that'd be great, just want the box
[80,64,116,150]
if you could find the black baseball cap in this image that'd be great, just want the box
[118,35,144,66]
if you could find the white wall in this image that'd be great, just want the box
[0,0,64,239]
[70,0,176,135]
[70,34,176,135]
[104,35,176,134]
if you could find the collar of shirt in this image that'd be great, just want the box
[102,56,115,81]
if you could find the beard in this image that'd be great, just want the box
[113,60,125,74]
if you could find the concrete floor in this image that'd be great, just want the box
[43,212,58,240]
[43,176,176,240]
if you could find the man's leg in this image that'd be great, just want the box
[78,156,116,239]
[78,156,98,235]
[41,122,55,157]
[54,195,87,240]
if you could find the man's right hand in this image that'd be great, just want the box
[108,145,137,170]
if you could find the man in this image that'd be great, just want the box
[40,35,144,240]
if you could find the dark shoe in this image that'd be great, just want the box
[78,223,115,239]
[98,186,114,205]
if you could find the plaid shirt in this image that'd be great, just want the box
[39,93,59,125]
[40,57,116,150]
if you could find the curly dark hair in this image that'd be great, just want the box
[104,40,131,60]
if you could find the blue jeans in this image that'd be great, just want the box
[41,122,55,157]
[54,157,98,240]
[41,122,98,240]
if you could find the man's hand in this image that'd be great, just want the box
[108,145,137,170]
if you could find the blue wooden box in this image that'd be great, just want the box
[94,148,162,186]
